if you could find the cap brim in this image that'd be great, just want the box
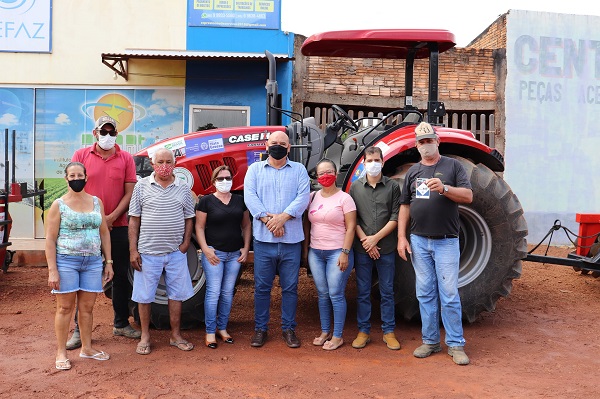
[416,133,438,141]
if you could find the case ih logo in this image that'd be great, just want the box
[228,132,271,144]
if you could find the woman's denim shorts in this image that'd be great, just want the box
[51,254,103,294]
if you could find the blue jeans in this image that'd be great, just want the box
[253,240,301,331]
[202,248,242,334]
[354,251,396,334]
[410,234,466,347]
[308,248,354,338]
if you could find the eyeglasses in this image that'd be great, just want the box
[97,129,118,137]
[316,170,336,177]
[215,176,232,182]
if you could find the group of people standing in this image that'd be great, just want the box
[46,118,472,371]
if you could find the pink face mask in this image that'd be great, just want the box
[154,163,175,178]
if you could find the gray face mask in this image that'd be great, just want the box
[418,143,438,159]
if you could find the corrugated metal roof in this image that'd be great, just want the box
[101,49,291,60]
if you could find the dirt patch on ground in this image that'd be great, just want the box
[1,245,599,398]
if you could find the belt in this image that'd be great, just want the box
[423,234,458,240]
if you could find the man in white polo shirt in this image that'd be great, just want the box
[128,147,196,355]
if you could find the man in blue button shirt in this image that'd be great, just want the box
[244,131,310,348]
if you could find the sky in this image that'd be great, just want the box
[281,0,600,47]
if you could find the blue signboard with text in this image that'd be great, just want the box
[188,0,280,30]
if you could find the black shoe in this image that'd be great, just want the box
[251,329,268,347]
[282,329,301,348]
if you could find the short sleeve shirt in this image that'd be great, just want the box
[308,190,356,250]
[195,194,247,252]
[349,175,401,254]
[72,143,137,227]
[129,173,195,255]
[400,156,471,236]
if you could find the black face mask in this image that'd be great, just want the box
[268,145,288,160]
[68,179,86,193]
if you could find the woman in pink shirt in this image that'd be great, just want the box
[304,159,357,350]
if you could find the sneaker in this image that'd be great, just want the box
[382,332,401,350]
[448,346,470,365]
[113,325,142,339]
[351,332,370,349]
[66,330,81,350]
[413,343,442,358]
[282,329,301,348]
[250,329,268,347]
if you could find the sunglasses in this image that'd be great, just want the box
[215,176,232,182]
[97,129,118,137]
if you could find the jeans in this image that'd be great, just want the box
[110,227,133,328]
[410,234,465,347]
[202,248,241,334]
[253,240,301,331]
[308,248,354,338]
[354,251,396,334]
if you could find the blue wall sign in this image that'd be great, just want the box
[188,0,280,30]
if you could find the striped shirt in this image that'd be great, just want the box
[129,173,195,255]
[244,158,310,244]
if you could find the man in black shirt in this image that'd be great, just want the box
[397,122,473,365]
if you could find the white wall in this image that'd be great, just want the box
[3,0,187,86]
[505,10,600,245]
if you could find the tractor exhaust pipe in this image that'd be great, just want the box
[265,50,280,126]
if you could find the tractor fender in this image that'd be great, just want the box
[342,127,504,191]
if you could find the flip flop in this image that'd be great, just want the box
[170,339,194,351]
[323,338,344,351]
[55,359,71,370]
[136,342,151,355]
[79,351,110,361]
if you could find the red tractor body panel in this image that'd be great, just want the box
[136,126,283,196]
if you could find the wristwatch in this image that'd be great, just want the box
[105,259,114,264]
[341,248,350,255]
[442,185,449,194]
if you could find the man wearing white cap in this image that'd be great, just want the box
[66,115,140,349]
[397,121,473,365]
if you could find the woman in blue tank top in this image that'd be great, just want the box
[45,162,113,371]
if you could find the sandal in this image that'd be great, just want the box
[170,339,194,351]
[79,350,110,361]
[312,333,332,346]
[136,342,151,355]
[55,359,71,370]
[323,338,344,351]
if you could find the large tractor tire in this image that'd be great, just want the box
[128,236,207,330]
[394,156,528,323]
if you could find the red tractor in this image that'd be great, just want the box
[132,30,528,328]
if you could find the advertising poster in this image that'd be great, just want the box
[188,0,280,29]
[0,88,36,238]
[34,88,184,237]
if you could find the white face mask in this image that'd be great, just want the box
[215,180,232,193]
[418,143,438,159]
[364,161,383,177]
[97,134,116,150]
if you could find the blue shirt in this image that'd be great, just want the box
[244,158,310,244]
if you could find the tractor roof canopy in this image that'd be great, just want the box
[300,29,456,59]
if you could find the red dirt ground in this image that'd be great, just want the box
[1,245,599,399]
